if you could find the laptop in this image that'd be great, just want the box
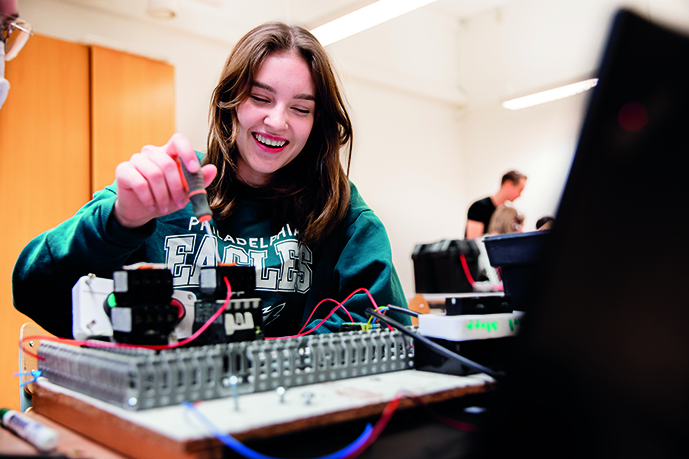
[471,9,689,459]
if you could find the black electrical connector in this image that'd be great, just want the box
[105,268,179,345]
[445,295,512,316]
[190,265,264,346]
[199,265,255,300]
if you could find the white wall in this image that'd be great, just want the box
[334,0,689,295]
[15,0,689,297]
[344,80,465,296]
[331,0,689,294]
[454,0,689,235]
[327,9,466,297]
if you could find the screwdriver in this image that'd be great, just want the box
[175,156,220,265]
[175,156,214,239]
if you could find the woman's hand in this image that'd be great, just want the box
[112,133,217,229]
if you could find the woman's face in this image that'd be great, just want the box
[235,50,316,187]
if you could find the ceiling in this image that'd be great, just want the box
[57,0,519,45]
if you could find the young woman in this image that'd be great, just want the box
[12,22,409,338]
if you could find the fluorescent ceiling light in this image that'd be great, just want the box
[502,78,599,110]
[311,0,438,46]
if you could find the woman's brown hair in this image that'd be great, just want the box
[205,22,353,248]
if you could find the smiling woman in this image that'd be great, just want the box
[205,22,354,249]
[12,21,412,340]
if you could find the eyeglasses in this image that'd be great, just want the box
[1,14,33,61]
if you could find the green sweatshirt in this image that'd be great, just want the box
[12,169,409,338]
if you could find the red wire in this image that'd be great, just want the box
[299,284,392,332]
[21,277,233,356]
[427,411,480,432]
[20,344,44,361]
[25,283,391,351]
[265,287,393,340]
[400,391,480,432]
[298,298,354,334]
[343,392,480,459]
[461,252,503,291]
[338,287,393,332]
[459,253,476,287]
[266,300,354,340]
[342,287,382,312]
[344,396,401,459]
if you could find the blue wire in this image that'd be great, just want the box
[182,401,373,459]
[14,370,41,388]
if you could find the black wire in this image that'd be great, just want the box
[386,305,419,317]
[365,308,505,381]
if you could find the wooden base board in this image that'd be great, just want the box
[32,370,495,459]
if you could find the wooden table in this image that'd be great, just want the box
[29,369,496,459]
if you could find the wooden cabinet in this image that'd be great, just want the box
[0,34,175,410]
[91,46,175,191]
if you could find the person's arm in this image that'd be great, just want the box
[465,219,485,239]
[12,133,217,337]
[12,189,155,337]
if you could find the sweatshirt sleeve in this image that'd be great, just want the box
[303,189,411,334]
[12,186,155,338]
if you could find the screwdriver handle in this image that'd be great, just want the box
[176,158,212,223]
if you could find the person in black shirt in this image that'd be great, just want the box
[465,170,527,239]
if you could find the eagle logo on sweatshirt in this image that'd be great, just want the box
[262,302,286,327]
